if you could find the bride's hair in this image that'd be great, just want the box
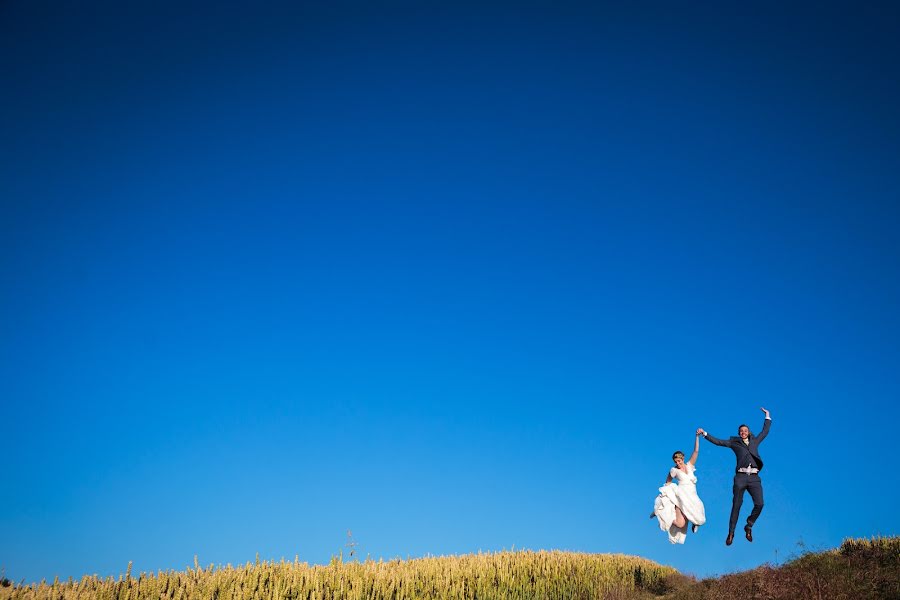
[672,451,685,460]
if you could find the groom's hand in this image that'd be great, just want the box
[696,428,705,436]
[761,407,771,419]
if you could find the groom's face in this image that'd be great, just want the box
[739,426,750,439]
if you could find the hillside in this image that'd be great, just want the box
[1,537,895,599]
[667,536,899,600]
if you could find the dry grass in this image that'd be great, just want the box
[4,536,894,599]
[0,550,683,600]
[665,536,900,600]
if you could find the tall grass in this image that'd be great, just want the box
[0,550,682,600]
[667,536,900,600]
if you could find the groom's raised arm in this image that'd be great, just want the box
[756,407,772,443]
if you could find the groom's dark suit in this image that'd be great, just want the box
[703,417,771,535]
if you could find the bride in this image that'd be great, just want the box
[652,432,706,544]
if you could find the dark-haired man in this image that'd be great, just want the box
[697,407,772,546]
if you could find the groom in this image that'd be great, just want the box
[697,407,772,546]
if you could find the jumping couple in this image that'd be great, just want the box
[652,407,772,546]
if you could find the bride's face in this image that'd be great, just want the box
[673,454,685,467]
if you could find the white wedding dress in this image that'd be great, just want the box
[652,462,706,544]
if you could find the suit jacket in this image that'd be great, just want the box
[705,418,771,472]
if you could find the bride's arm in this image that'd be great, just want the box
[688,434,700,465]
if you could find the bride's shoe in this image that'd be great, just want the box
[691,524,699,533]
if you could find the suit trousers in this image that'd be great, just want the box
[729,472,764,533]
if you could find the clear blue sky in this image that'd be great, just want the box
[2,0,898,583]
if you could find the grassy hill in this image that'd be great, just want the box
[1,537,895,599]
[666,536,899,600]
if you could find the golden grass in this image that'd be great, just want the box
[0,550,682,600]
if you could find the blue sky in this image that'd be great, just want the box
[2,0,898,583]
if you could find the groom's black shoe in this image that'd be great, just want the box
[725,532,734,546]
[744,526,753,542]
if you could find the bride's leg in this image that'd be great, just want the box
[673,506,686,528]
